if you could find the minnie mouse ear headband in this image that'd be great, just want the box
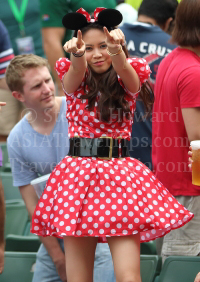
[62,7,123,30]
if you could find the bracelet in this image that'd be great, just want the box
[72,50,85,57]
[107,45,122,56]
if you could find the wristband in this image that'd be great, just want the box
[107,45,122,56]
[72,50,85,57]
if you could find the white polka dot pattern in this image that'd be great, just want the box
[31,157,193,242]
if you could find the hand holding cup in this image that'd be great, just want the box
[190,141,200,186]
[188,146,193,170]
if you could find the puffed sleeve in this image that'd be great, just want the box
[55,57,85,98]
[129,57,151,84]
[118,57,151,98]
[55,57,71,81]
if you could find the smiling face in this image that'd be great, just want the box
[20,66,55,111]
[82,28,112,74]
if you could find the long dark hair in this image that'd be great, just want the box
[74,23,154,122]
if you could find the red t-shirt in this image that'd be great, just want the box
[152,47,200,196]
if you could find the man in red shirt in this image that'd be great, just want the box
[152,0,200,260]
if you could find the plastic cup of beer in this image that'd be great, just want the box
[190,140,200,186]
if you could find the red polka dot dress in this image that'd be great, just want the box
[31,58,193,242]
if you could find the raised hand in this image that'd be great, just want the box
[103,27,125,49]
[63,30,85,55]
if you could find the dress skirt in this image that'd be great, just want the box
[31,156,193,242]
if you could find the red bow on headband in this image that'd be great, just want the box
[76,7,106,23]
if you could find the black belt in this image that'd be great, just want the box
[68,137,130,159]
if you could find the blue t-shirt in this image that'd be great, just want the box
[7,97,69,186]
[120,22,176,169]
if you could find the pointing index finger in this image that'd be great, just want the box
[103,27,113,41]
[77,30,82,45]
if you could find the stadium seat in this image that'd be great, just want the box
[5,201,29,237]
[140,255,162,282]
[141,241,157,255]
[2,162,11,172]
[1,172,22,200]
[5,199,24,205]
[0,142,9,170]
[0,252,36,282]
[156,256,200,282]
[6,234,41,252]
[23,221,33,236]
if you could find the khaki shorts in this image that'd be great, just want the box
[0,89,23,136]
[162,195,200,260]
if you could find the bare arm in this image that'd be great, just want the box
[0,181,4,274]
[181,108,200,142]
[63,30,87,94]
[104,27,140,93]
[19,184,67,282]
[0,78,9,91]
[42,27,66,96]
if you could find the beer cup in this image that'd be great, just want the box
[190,140,200,186]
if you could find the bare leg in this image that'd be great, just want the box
[107,234,141,282]
[63,236,98,282]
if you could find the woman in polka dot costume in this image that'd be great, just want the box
[31,8,193,282]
